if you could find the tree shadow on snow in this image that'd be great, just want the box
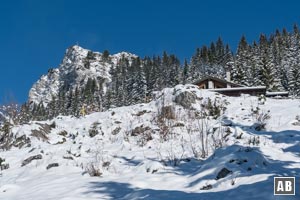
[235,122,300,155]
[84,177,299,200]
[114,156,142,167]
[238,123,300,145]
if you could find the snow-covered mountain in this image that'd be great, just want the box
[1,84,300,199]
[28,45,137,105]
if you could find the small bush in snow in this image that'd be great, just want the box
[0,157,9,170]
[292,115,300,126]
[137,131,153,147]
[89,122,101,137]
[85,143,112,177]
[253,111,270,131]
[86,162,102,177]
[231,177,237,186]
[156,139,186,166]
[248,136,260,146]
[250,103,270,131]
[258,95,266,105]
[200,184,213,190]
[202,97,228,119]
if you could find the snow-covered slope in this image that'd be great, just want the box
[1,85,300,199]
[28,45,137,105]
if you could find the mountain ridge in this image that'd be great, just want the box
[28,45,137,105]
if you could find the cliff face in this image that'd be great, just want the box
[28,45,136,105]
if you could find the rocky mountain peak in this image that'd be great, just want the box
[28,45,136,105]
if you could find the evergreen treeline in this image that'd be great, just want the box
[21,24,300,121]
[231,24,300,94]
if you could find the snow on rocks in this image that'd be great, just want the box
[1,84,300,199]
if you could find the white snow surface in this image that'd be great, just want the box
[28,45,137,105]
[2,84,300,199]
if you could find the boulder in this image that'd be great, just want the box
[112,127,121,135]
[216,167,232,180]
[13,135,31,148]
[63,156,74,160]
[21,154,43,167]
[174,91,196,109]
[89,128,99,138]
[131,125,151,136]
[46,163,59,170]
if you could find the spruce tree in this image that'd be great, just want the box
[232,35,248,85]
[182,59,189,84]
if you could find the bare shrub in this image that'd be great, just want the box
[200,184,213,190]
[153,93,174,141]
[0,157,9,170]
[85,143,111,177]
[231,177,237,186]
[166,139,185,166]
[58,130,68,137]
[156,138,186,166]
[250,96,271,131]
[86,162,102,177]
[137,130,153,147]
[251,107,271,131]
[248,136,260,146]
[160,106,176,120]
[186,99,228,159]
[186,125,201,158]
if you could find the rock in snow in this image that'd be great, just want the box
[174,91,197,109]
[46,163,59,170]
[21,154,43,167]
[216,167,232,180]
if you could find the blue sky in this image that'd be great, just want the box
[0,0,300,104]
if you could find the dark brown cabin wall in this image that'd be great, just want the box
[216,88,266,96]
[196,80,208,89]
[214,81,226,88]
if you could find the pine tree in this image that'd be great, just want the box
[257,34,276,90]
[72,87,80,116]
[285,30,300,96]
[102,50,110,61]
[232,35,249,85]
[182,59,189,84]
[168,54,180,86]
[208,42,216,64]
[143,57,153,98]
[131,57,147,103]
[189,48,201,81]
